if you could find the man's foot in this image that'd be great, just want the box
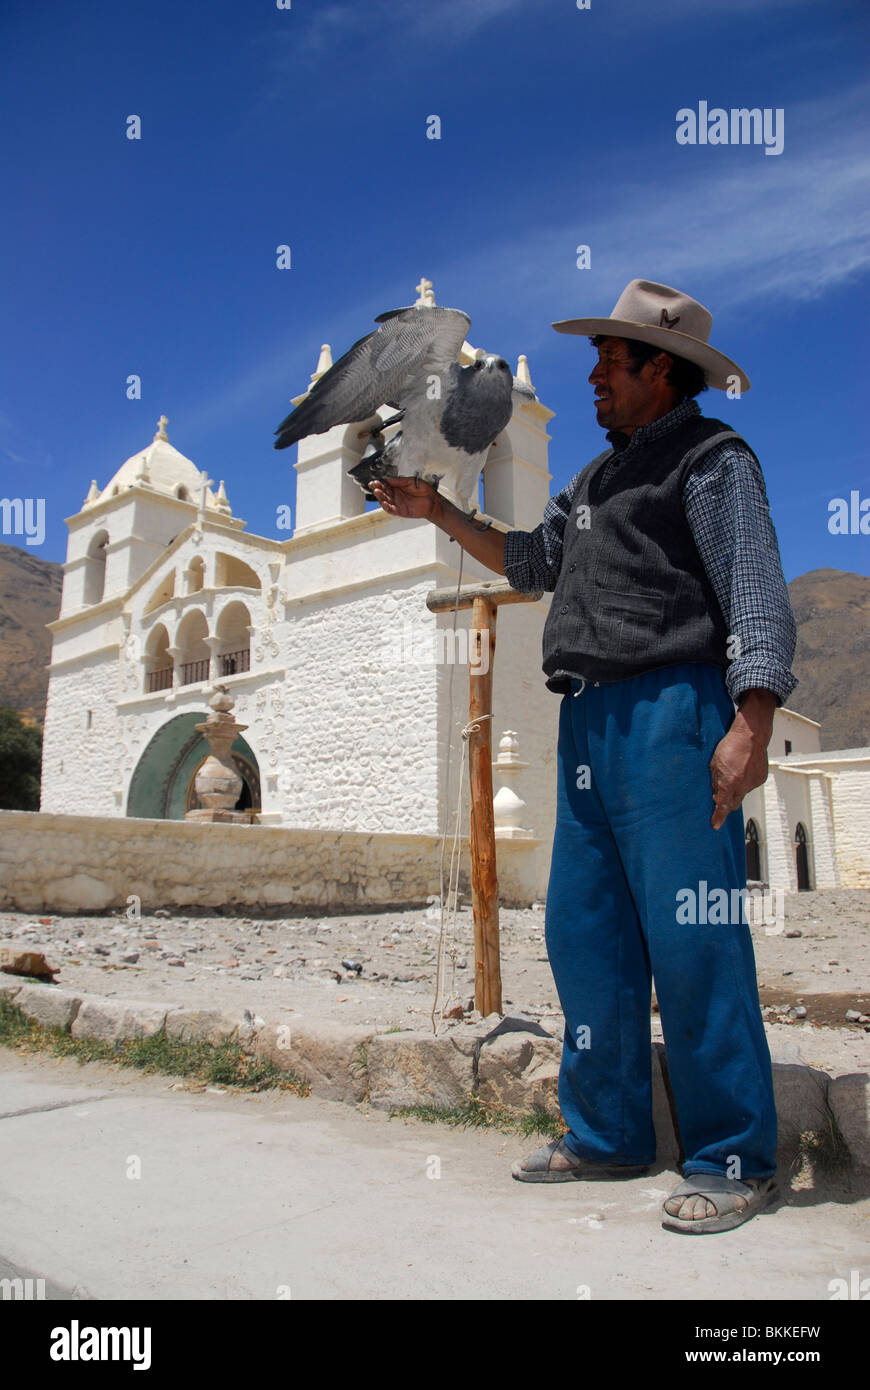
[662,1174,778,1234]
[512,1136,650,1183]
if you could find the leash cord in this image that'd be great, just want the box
[431,545,471,1034]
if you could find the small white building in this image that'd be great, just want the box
[743,709,869,891]
[38,283,869,899]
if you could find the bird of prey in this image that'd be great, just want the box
[273,300,532,517]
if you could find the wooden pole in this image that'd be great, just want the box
[469,594,500,1015]
[426,580,543,1017]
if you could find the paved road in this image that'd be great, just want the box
[0,1049,867,1301]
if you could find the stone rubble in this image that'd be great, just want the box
[0,888,867,1167]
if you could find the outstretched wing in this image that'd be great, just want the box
[273,306,471,450]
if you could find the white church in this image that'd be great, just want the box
[37,282,869,902]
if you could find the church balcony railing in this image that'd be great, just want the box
[216,647,251,677]
[145,666,174,693]
[179,658,210,686]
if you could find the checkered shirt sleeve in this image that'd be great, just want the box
[502,473,581,594]
[682,441,798,705]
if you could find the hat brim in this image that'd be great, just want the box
[551,316,750,393]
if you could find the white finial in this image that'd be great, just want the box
[310,344,333,384]
[83,479,100,507]
[154,414,169,442]
[135,453,152,487]
[516,354,534,389]
[494,730,525,767]
[415,277,436,307]
[492,729,532,838]
[215,479,231,513]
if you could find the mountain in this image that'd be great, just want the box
[0,543,866,748]
[787,569,870,751]
[0,542,63,724]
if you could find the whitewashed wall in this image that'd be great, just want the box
[0,811,543,912]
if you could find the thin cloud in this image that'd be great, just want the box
[0,410,53,475]
[287,0,830,59]
[289,0,527,57]
[429,88,869,354]
[180,139,867,438]
[183,81,868,435]
[648,0,830,12]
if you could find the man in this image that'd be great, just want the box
[370,279,797,1235]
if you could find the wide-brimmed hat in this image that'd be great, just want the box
[552,279,750,392]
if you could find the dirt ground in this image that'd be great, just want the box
[2,888,868,1075]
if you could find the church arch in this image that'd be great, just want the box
[214,552,260,590]
[481,427,515,525]
[795,822,812,891]
[176,609,210,686]
[126,713,260,820]
[83,529,109,605]
[344,414,399,514]
[185,555,205,594]
[214,601,251,677]
[745,818,761,882]
[144,623,173,693]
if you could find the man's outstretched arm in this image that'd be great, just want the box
[369,477,506,574]
[370,473,578,593]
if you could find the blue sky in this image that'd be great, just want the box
[1,0,867,578]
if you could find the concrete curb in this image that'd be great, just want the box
[1,975,867,1174]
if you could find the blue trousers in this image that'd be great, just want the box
[545,661,777,1178]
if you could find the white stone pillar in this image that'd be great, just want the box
[762,772,795,892]
[492,730,540,906]
[808,773,840,888]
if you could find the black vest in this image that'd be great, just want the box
[542,414,752,693]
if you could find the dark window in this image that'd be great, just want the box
[745,819,761,881]
[795,823,811,891]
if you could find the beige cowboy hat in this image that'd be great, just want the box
[552,279,750,392]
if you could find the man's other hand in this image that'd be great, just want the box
[709,688,777,829]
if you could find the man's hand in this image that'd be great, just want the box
[709,688,777,829]
[369,476,440,521]
[370,474,508,575]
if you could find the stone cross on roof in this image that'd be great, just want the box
[198,468,215,517]
[415,277,436,307]
[153,414,169,442]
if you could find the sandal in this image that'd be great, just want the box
[662,1173,778,1234]
[512,1136,650,1183]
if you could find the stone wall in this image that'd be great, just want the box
[829,764,870,888]
[40,653,121,818]
[278,576,443,835]
[0,810,541,914]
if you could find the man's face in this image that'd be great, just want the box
[588,337,671,434]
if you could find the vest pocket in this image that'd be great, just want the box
[594,590,665,660]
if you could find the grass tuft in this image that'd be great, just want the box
[788,1073,854,1181]
[392,1093,564,1139]
[0,996,309,1096]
